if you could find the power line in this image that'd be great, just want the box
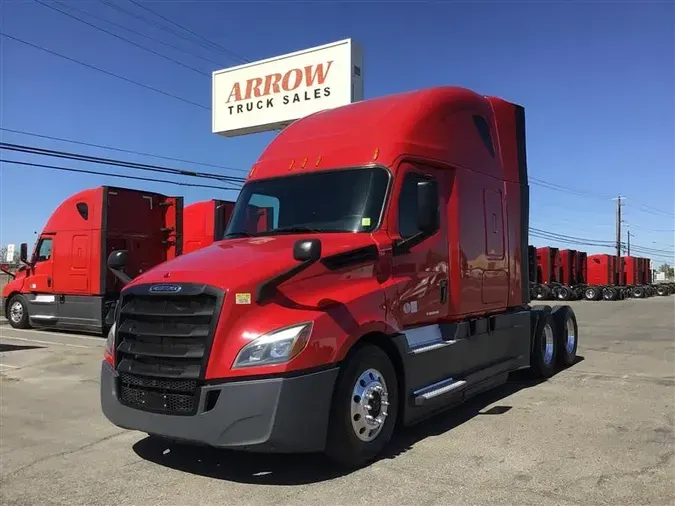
[0,127,248,174]
[0,142,245,184]
[48,0,224,67]
[0,32,210,110]
[33,0,209,77]
[125,0,249,64]
[1,159,237,190]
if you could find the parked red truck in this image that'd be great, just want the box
[183,199,235,254]
[2,186,182,334]
[100,86,580,467]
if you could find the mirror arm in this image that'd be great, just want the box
[255,258,315,305]
[392,230,433,256]
[109,267,132,286]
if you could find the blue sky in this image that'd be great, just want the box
[1,0,673,266]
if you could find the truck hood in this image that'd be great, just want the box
[129,233,379,290]
[2,268,27,298]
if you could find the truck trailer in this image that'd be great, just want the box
[2,186,182,334]
[100,86,580,468]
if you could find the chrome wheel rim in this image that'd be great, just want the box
[565,317,576,354]
[350,368,389,442]
[9,301,23,324]
[585,289,595,299]
[542,324,554,365]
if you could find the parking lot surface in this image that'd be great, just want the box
[1,297,674,506]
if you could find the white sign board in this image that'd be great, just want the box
[5,244,15,263]
[212,39,363,137]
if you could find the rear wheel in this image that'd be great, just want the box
[325,343,399,468]
[535,284,552,300]
[656,285,668,296]
[7,295,30,329]
[556,285,572,301]
[530,313,558,378]
[584,287,600,301]
[602,287,618,301]
[551,306,578,368]
[632,286,645,298]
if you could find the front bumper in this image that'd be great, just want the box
[100,361,340,453]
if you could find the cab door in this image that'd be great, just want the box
[388,163,449,329]
[28,235,55,293]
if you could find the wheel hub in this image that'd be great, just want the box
[10,301,23,323]
[565,317,576,354]
[350,368,389,442]
[542,323,554,365]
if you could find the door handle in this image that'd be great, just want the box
[47,276,52,288]
[440,279,448,304]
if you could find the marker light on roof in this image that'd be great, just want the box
[288,159,295,171]
[373,148,380,161]
[301,157,308,169]
[315,155,322,167]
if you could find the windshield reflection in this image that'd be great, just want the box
[224,167,390,238]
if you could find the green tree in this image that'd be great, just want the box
[658,263,675,278]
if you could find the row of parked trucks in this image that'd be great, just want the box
[529,246,674,301]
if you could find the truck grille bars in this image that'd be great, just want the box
[114,283,225,415]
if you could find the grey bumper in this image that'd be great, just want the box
[100,361,340,453]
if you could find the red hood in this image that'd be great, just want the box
[128,233,378,290]
[2,268,27,298]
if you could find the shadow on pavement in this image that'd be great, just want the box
[0,343,44,352]
[133,356,584,485]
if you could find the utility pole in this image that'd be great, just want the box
[615,195,622,259]
[627,230,631,256]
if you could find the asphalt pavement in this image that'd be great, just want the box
[0,297,673,506]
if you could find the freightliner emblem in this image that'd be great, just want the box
[149,284,182,293]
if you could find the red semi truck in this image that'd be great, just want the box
[2,186,182,334]
[183,199,235,254]
[100,86,580,467]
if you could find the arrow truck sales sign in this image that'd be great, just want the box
[212,39,364,137]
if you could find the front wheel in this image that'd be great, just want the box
[7,295,30,329]
[325,343,399,468]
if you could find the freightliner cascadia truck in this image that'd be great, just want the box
[2,186,182,334]
[100,86,580,467]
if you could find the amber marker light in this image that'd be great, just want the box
[301,157,308,169]
[288,159,295,171]
[373,147,380,161]
[315,154,322,167]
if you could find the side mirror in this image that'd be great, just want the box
[19,243,28,264]
[293,239,322,263]
[107,250,128,270]
[107,250,132,286]
[417,179,439,234]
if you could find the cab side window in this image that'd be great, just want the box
[36,238,53,262]
[398,172,438,239]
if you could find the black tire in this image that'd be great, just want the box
[602,287,618,301]
[535,284,552,300]
[551,306,578,368]
[556,286,572,301]
[632,286,645,299]
[7,294,30,329]
[529,312,558,379]
[324,343,399,468]
[656,285,668,296]
[584,286,600,301]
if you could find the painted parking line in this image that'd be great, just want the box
[0,363,20,369]
[0,335,95,349]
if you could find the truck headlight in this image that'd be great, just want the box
[233,323,313,368]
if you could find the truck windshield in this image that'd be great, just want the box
[224,167,390,238]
